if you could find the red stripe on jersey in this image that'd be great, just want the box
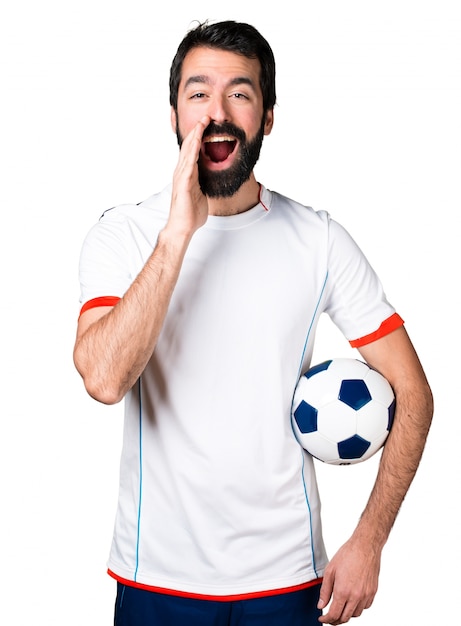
[258,184,270,211]
[349,312,404,348]
[107,570,322,601]
[79,296,121,317]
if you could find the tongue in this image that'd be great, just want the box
[205,141,235,163]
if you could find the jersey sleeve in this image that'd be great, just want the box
[78,208,135,313]
[322,216,404,346]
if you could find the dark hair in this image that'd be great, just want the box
[169,20,276,113]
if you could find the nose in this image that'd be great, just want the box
[207,96,231,124]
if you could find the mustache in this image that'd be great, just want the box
[202,121,246,143]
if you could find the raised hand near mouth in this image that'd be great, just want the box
[168,115,210,239]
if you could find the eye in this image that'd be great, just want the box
[231,92,250,100]
[190,92,207,100]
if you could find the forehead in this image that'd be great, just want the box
[179,46,262,91]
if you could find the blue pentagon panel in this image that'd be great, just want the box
[294,400,318,434]
[339,379,372,410]
[305,360,332,379]
[338,434,371,459]
[387,398,396,430]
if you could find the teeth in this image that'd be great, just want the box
[204,135,234,143]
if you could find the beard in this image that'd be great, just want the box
[176,118,266,198]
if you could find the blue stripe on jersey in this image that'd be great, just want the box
[300,450,319,576]
[291,270,329,578]
[134,377,143,581]
[295,270,329,383]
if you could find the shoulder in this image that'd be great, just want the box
[260,187,367,255]
[99,184,172,224]
[261,186,331,233]
[81,185,172,252]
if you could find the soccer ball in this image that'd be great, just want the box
[292,358,395,465]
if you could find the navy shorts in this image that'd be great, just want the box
[114,582,322,626]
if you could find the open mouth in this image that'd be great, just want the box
[203,136,237,163]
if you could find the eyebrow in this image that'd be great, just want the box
[184,75,257,90]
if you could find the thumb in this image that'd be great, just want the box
[318,574,333,609]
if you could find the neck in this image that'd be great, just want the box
[207,174,260,216]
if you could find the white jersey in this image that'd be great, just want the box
[78,184,403,598]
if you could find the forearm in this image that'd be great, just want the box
[357,387,433,546]
[74,227,192,404]
[318,329,433,623]
[355,348,433,548]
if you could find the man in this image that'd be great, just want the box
[74,20,433,626]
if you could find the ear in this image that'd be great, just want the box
[170,106,177,133]
[263,108,274,136]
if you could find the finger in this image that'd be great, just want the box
[173,117,210,191]
[318,606,344,624]
[320,597,367,625]
[318,596,349,624]
[181,115,210,162]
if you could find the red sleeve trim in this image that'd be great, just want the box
[107,570,322,601]
[79,296,121,318]
[349,312,405,348]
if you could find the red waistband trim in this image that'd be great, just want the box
[107,570,322,601]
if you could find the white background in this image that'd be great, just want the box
[1,1,459,624]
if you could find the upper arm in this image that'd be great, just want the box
[325,219,398,344]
